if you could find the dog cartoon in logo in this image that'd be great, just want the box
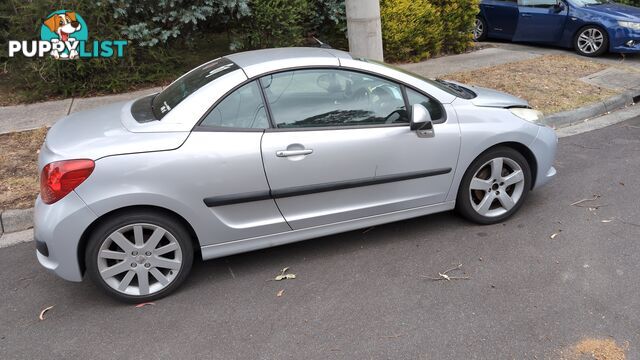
[43,11,82,59]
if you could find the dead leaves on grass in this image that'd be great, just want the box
[445,55,616,115]
[0,127,47,210]
[562,338,628,360]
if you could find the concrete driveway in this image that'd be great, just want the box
[486,40,640,67]
[1,117,640,359]
[400,40,640,78]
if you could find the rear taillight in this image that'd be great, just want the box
[40,159,95,204]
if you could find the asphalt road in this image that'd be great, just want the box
[2,117,640,360]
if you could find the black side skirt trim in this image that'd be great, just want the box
[203,168,452,207]
[203,191,272,207]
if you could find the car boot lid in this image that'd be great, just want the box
[41,101,189,167]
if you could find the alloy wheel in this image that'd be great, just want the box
[97,223,183,296]
[469,157,525,218]
[577,28,604,55]
[473,19,484,41]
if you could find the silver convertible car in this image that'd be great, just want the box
[36,47,557,302]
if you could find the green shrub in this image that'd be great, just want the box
[618,0,640,7]
[233,0,311,50]
[381,0,479,62]
[381,0,444,62]
[0,0,236,102]
[436,0,479,54]
[305,0,348,49]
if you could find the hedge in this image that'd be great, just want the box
[381,0,480,62]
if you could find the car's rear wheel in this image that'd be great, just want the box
[85,210,194,303]
[574,26,608,57]
[473,17,488,42]
[456,147,531,225]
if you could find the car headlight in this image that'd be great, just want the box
[618,21,640,31]
[509,108,544,123]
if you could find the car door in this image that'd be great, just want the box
[187,80,291,244]
[513,0,568,43]
[481,0,519,39]
[259,68,461,230]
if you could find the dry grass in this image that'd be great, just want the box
[0,128,47,211]
[561,338,629,360]
[446,55,618,115]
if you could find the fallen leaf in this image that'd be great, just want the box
[135,302,155,308]
[274,274,296,281]
[271,267,296,281]
[38,305,54,321]
[277,289,285,297]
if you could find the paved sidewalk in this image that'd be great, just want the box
[399,47,540,77]
[0,87,161,134]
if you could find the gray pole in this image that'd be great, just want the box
[345,0,384,61]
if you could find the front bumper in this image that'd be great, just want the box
[610,26,640,53]
[34,191,97,282]
[530,125,558,189]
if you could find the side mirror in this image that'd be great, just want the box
[410,103,435,138]
[553,1,565,12]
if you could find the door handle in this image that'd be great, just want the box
[484,5,495,8]
[521,13,532,17]
[276,149,313,157]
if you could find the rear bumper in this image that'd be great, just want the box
[34,191,97,282]
[530,125,558,189]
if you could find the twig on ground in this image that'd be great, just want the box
[568,143,602,150]
[38,305,54,321]
[570,195,600,207]
[421,264,471,281]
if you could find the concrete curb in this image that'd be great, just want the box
[541,89,640,129]
[0,208,34,235]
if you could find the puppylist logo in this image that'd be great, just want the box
[8,10,127,60]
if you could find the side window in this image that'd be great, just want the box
[260,69,409,129]
[518,0,557,7]
[406,88,445,122]
[201,81,269,129]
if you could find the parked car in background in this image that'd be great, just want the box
[474,0,640,56]
[35,48,557,302]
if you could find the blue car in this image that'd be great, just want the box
[474,0,640,56]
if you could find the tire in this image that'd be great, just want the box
[456,147,532,225]
[85,210,194,303]
[574,26,609,57]
[473,17,488,42]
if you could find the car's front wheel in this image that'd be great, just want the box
[473,17,488,42]
[574,26,609,57]
[456,147,531,225]
[85,210,194,303]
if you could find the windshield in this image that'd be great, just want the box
[152,57,239,120]
[356,58,476,99]
[571,0,610,5]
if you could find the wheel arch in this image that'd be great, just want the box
[76,205,200,276]
[466,141,538,190]
[572,23,611,51]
